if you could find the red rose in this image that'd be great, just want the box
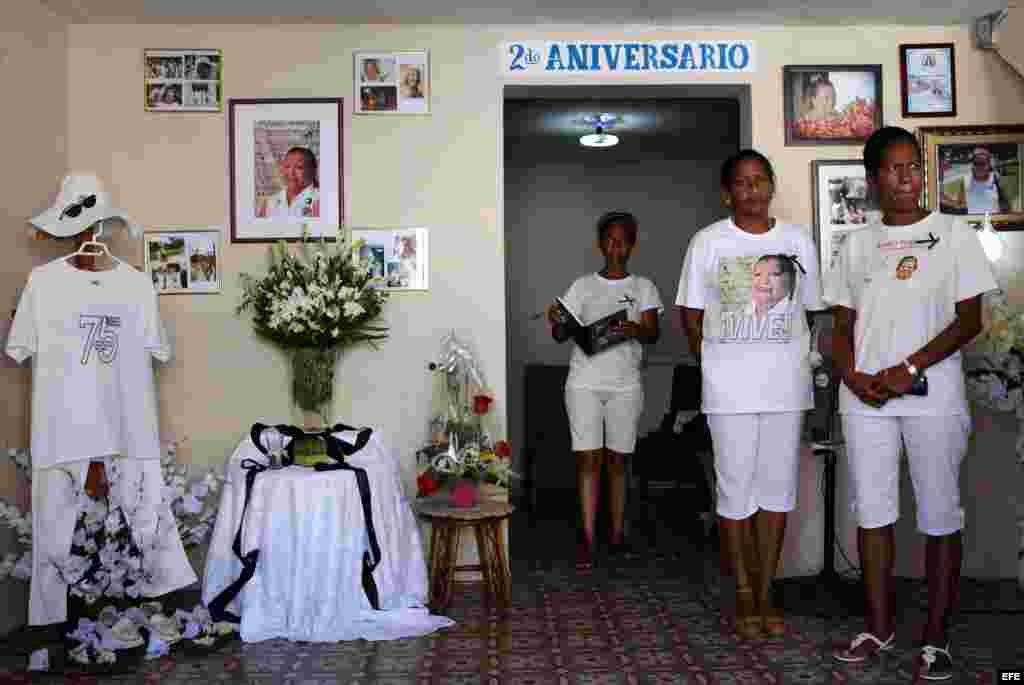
[472,394,493,415]
[417,472,439,497]
[494,440,512,459]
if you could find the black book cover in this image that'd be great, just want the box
[552,298,630,356]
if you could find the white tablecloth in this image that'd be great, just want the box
[202,428,454,642]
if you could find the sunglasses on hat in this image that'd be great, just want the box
[59,194,97,220]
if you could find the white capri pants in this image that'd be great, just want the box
[842,414,970,536]
[30,457,198,625]
[707,412,804,521]
[565,385,644,454]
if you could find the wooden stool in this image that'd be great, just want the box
[415,498,514,612]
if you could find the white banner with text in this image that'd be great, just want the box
[500,40,756,78]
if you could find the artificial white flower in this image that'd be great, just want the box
[181,494,202,515]
[12,553,31,579]
[68,643,92,665]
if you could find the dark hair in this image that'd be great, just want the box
[863,126,920,179]
[720,149,776,189]
[812,78,836,96]
[286,146,319,188]
[756,254,796,299]
[596,211,638,243]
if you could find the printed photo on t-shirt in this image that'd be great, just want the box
[718,254,801,343]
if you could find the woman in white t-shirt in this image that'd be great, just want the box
[546,211,663,571]
[828,127,997,679]
[676,150,824,640]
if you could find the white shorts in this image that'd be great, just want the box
[842,414,970,535]
[565,385,644,454]
[707,412,804,520]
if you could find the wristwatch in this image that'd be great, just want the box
[903,359,919,377]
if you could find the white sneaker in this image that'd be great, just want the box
[833,631,895,663]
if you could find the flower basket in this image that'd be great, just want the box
[416,440,517,501]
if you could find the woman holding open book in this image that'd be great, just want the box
[675,149,824,640]
[546,210,663,571]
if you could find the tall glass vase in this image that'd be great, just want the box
[291,346,338,430]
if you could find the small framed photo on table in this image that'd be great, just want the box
[899,43,956,118]
[352,227,429,291]
[354,50,430,114]
[144,49,222,112]
[144,228,222,294]
[783,65,882,146]
[229,97,348,243]
[810,160,879,278]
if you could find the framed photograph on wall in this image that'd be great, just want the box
[144,49,222,112]
[919,124,1024,229]
[783,65,882,146]
[144,228,222,294]
[229,98,346,243]
[899,43,956,118]
[811,160,879,277]
[354,50,430,115]
[352,227,429,290]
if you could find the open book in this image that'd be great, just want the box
[552,297,629,356]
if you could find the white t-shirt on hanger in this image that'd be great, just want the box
[6,258,171,468]
[824,211,998,416]
[676,218,825,414]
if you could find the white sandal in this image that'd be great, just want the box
[833,631,895,663]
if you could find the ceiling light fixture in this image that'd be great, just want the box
[580,113,620,148]
[580,127,619,147]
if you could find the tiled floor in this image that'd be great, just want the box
[1,493,1022,684]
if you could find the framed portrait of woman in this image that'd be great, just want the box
[919,124,1024,230]
[228,98,351,243]
[783,65,883,146]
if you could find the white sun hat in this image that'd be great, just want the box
[30,173,141,239]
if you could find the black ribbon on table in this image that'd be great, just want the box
[207,423,381,624]
[206,456,266,624]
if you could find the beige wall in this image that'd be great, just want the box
[0,0,70,635]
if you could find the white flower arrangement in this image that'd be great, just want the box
[236,234,389,351]
[972,291,1024,357]
[966,291,1024,415]
[0,444,224,602]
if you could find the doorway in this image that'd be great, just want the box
[502,84,751,511]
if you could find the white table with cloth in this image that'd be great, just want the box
[202,426,454,642]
